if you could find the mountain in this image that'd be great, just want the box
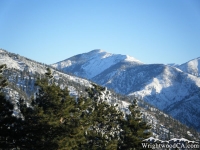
[51,49,143,79]
[52,49,200,131]
[177,57,200,77]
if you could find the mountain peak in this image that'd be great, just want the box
[88,49,142,63]
[177,56,200,77]
[52,50,143,79]
[90,49,105,53]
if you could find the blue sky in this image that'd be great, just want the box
[0,0,200,65]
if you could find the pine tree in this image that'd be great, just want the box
[119,99,152,150]
[17,97,55,150]
[0,64,8,89]
[15,68,62,149]
[0,93,18,149]
[85,84,124,149]
[57,95,93,149]
[0,64,22,149]
[45,67,53,79]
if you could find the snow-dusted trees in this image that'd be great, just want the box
[0,64,8,88]
[85,84,124,149]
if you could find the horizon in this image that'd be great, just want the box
[0,0,200,65]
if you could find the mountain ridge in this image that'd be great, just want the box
[52,49,143,79]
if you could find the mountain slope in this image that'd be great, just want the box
[52,50,200,131]
[0,49,92,97]
[177,57,200,77]
[92,63,165,94]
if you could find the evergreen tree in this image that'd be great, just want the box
[45,67,53,79]
[0,92,19,149]
[0,64,8,89]
[57,95,93,149]
[15,68,62,149]
[0,64,22,149]
[119,99,151,150]
[17,97,55,150]
[85,84,124,149]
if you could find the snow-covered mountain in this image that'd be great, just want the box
[51,49,143,79]
[176,57,200,77]
[52,50,200,131]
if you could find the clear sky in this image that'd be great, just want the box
[0,0,200,65]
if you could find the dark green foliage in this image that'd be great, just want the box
[0,64,22,149]
[17,98,57,150]
[0,64,6,74]
[0,64,8,89]
[119,99,152,150]
[45,67,53,79]
[0,92,20,149]
[86,101,123,150]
